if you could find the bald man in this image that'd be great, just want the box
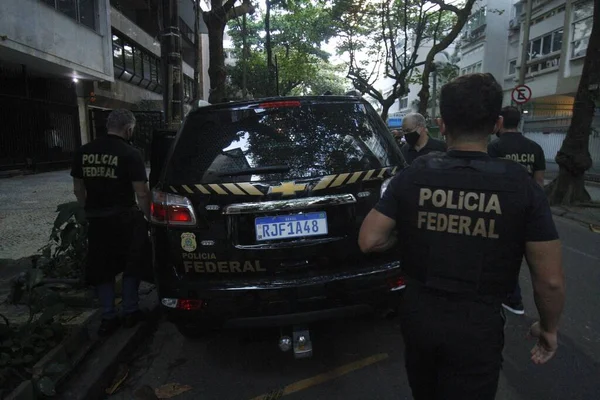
[401,113,447,164]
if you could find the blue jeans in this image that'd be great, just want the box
[96,276,140,319]
[506,282,522,304]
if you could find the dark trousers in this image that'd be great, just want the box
[399,286,505,400]
[506,282,522,304]
[87,210,150,319]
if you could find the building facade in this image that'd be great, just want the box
[375,0,598,164]
[0,0,210,171]
[503,0,599,165]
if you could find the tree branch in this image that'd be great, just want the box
[226,1,255,21]
[427,0,461,14]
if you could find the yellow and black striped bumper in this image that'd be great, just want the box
[168,166,399,196]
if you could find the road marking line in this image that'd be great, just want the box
[249,353,389,400]
[563,245,600,261]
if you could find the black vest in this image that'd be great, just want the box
[397,152,531,299]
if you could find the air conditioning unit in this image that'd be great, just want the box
[509,18,520,29]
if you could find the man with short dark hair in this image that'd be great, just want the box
[359,74,565,399]
[488,105,547,315]
[400,113,447,164]
[489,106,546,187]
[71,109,151,336]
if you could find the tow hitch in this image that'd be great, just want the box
[279,325,313,359]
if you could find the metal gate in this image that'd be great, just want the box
[89,109,165,163]
[0,63,81,171]
[522,101,600,165]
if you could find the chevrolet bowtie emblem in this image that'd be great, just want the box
[269,181,307,196]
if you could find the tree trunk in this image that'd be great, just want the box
[205,14,227,104]
[417,63,434,116]
[379,98,396,123]
[417,0,477,117]
[546,0,599,205]
[242,13,248,99]
[265,0,276,96]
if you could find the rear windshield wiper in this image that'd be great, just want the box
[218,165,290,177]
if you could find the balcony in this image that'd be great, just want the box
[0,0,113,81]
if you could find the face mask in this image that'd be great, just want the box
[405,131,420,147]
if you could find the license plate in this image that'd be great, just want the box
[255,212,328,241]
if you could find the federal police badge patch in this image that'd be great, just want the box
[181,232,197,252]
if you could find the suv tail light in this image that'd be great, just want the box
[151,190,197,226]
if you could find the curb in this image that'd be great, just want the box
[58,289,160,400]
[4,309,101,400]
[551,206,600,226]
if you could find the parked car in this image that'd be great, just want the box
[149,96,407,349]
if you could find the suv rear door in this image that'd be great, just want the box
[153,97,404,286]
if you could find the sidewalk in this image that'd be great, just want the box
[544,178,600,227]
[545,161,600,183]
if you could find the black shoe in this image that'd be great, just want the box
[502,300,525,315]
[123,310,145,329]
[98,317,121,336]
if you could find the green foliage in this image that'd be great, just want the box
[226,0,348,98]
[0,202,88,396]
[0,305,65,397]
[39,202,88,280]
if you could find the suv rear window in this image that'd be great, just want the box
[164,100,401,184]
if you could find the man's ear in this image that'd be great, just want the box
[496,116,504,133]
[436,118,447,136]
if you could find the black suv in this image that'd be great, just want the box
[150,96,406,336]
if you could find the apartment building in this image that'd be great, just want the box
[0,0,210,172]
[377,0,598,163]
[504,0,598,164]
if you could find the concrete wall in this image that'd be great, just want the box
[111,6,162,58]
[0,0,113,81]
[483,0,512,83]
[111,5,200,82]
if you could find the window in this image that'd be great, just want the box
[166,102,399,184]
[461,62,483,75]
[112,31,163,94]
[40,0,97,31]
[123,43,135,80]
[78,0,96,29]
[508,59,517,75]
[529,4,566,27]
[131,48,144,85]
[399,97,408,110]
[469,7,487,31]
[112,35,124,77]
[57,0,77,20]
[528,30,562,60]
[142,53,152,87]
[571,0,594,58]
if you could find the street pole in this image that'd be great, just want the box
[160,0,184,129]
[518,0,533,86]
[517,0,533,131]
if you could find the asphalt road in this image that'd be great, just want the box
[107,216,600,400]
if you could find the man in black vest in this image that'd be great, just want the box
[488,105,547,315]
[71,109,151,336]
[359,73,565,399]
[400,113,447,164]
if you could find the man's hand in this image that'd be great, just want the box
[528,321,558,364]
